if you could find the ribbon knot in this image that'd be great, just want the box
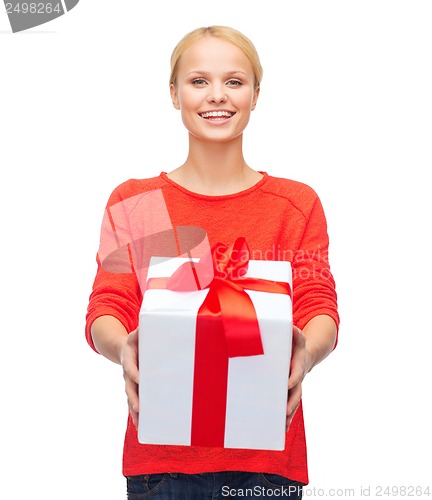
[165,237,249,291]
[147,237,292,358]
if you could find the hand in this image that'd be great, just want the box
[120,328,140,428]
[286,325,312,431]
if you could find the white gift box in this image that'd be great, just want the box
[138,256,292,450]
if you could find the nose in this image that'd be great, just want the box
[207,85,228,104]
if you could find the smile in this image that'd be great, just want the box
[198,110,236,120]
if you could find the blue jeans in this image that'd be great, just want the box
[126,471,303,499]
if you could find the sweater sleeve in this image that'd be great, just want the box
[291,194,339,340]
[85,260,142,353]
[85,185,143,353]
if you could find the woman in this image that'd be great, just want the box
[86,25,339,499]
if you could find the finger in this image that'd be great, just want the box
[286,402,299,432]
[287,382,302,419]
[122,344,140,385]
[286,413,294,432]
[288,351,306,390]
[128,331,140,382]
[288,325,307,390]
[288,364,303,390]
[124,359,140,385]
[291,325,305,351]
[125,375,139,414]
[292,325,302,342]
[125,376,139,429]
[128,402,139,429]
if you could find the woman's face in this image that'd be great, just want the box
[171,36,259,144]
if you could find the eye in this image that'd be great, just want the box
[192,78,207,86]
[227,80,242,86]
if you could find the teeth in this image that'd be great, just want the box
[200,111,234,118]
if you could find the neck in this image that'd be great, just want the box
[168,134,262,196]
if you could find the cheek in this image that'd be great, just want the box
[178,88,200,112]
[234,89,256,110]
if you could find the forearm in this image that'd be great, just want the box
[91,315,129,365]
[303,314,337,372]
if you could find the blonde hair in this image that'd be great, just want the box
[169,26,263,89]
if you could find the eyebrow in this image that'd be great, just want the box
[186,70,248,77]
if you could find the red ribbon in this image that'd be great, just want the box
[146,237,291,447]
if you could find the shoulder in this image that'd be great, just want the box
[260,174,321,217]
[105,174,169,207]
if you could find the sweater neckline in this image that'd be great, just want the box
[160,171,268,200]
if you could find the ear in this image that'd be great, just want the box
[251,85,260,111]
[170,84,180,110]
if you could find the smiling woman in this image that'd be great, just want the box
[85,25,339,500]
[169,33,260,165]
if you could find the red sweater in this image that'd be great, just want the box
[85,172,339,484]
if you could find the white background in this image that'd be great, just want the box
[1,1,431,498]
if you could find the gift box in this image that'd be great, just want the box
[138,239,292,450]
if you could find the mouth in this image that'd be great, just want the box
[198,110,236,121]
